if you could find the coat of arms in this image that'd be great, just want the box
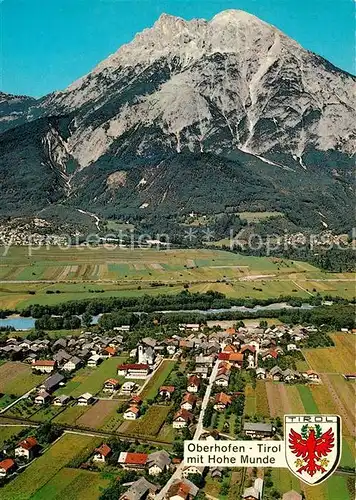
[284,415,341,485]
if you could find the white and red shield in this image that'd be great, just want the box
[284,414,342,485]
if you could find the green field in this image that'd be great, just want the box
[0,362,45,396]
[0,426,23,448]
[55,356,127,398]
[119,405,172,440]
[140,360,176,400]
[1,433,100,500]
[0,247,354,308]
[30,468,110,500]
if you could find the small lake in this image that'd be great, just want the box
[0,303,314,331]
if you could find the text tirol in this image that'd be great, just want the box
[184,441,287,467]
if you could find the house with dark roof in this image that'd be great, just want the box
[41,372,65,393]
[243,422,275,438]
[147,450,171,476]
[120,476,158,500]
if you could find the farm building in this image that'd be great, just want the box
[215,373,229,387]
[77,393,94,406]
[118,452,148,470]
[87,354,102,367]
[179,323,200,332]
[182,465,205,478]
[34,391,51,405]
[41,373,65,393]
[121,381,137,394]
[93,444,112,463]
[63,356,81,372]
[256,368,266,379]
[229,352,244,367]
[120,476,158,500]
[32,360,56,373]
[243,422,275,438]
[117,363,150,379]
[147,450,171,475]
[15,437,38,461]
[53,395,70,406]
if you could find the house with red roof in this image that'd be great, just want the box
[214,393,232,411]
[93,443,112,463]
[218,352,230,361]
[118,452,148,469]
[103,346,117,357]
[123,406,140,420]
[15,437,39,461]
[117,363,150,379]
[0,458,16,477]
[187,375,200,393]
[173,409,193,429]
[180,393,197,411]
[159,386,175,399]
[229,352,244,367]
[103,378,119,393]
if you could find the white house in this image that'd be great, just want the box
[93,444,112,463]
[117,363,150,379]
[182,465,205,478]
[31,360,56,373]
[77,393,94,406]
[0,459,16,478]
[53,395,70,406]
[63,356,81,372]
[173,409,193,429]
[15,437,38,461]
[121,381,137,394]
[147,450,171,476]
[87,354,102,367]
[123,406,140,420]
[34,391,50,405]
[103,379,119,393]
[187,375,200,393]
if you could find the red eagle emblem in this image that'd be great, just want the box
[289,424,335,477]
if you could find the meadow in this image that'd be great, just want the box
[0,362,45,396]
[55,356,128,398]
[118,405,172,440]
[30,468,110,500]
[1,433,101,500]
[0,247,354,308]
[302,333,355,373]
[140,360,176,400]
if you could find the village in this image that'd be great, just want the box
[0,315,353,500]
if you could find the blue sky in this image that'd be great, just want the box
[1,0,354,97]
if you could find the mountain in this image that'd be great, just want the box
[0,10,355,232]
